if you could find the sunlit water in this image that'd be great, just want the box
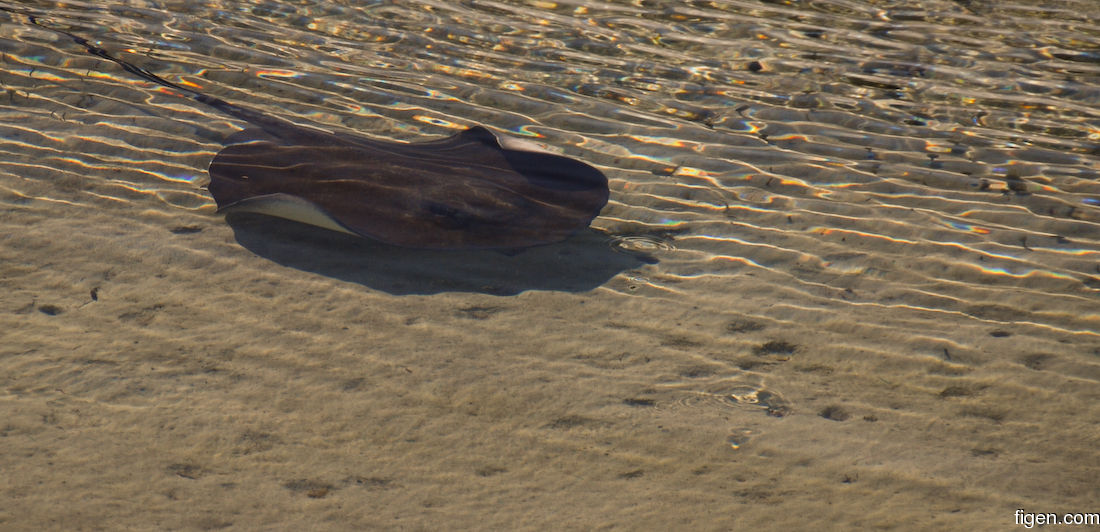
[2,0,1098,528]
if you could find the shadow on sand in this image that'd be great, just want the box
[226,212,648,296]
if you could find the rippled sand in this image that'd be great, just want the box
[2,0,1098,529]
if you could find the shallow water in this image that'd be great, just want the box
[2,0,1098,529]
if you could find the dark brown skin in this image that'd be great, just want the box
[18,11,610,249]
[208,125,608,249]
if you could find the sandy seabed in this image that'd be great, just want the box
[2,0,1099,528]
[3,196,1097,531]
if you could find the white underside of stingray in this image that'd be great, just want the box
[224,193,356,235]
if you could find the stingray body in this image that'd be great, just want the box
[32,15,609,249]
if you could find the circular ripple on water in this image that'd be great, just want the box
[671,384,792,418]
[608,233,677,264]
[609,234,676,252]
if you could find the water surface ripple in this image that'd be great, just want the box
[3,1,1097,332]
[1,0,1099,527]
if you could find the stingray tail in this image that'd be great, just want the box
[8,9,295,137]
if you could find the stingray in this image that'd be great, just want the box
[27,15,609,249]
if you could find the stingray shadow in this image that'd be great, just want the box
[226,213,649,295]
